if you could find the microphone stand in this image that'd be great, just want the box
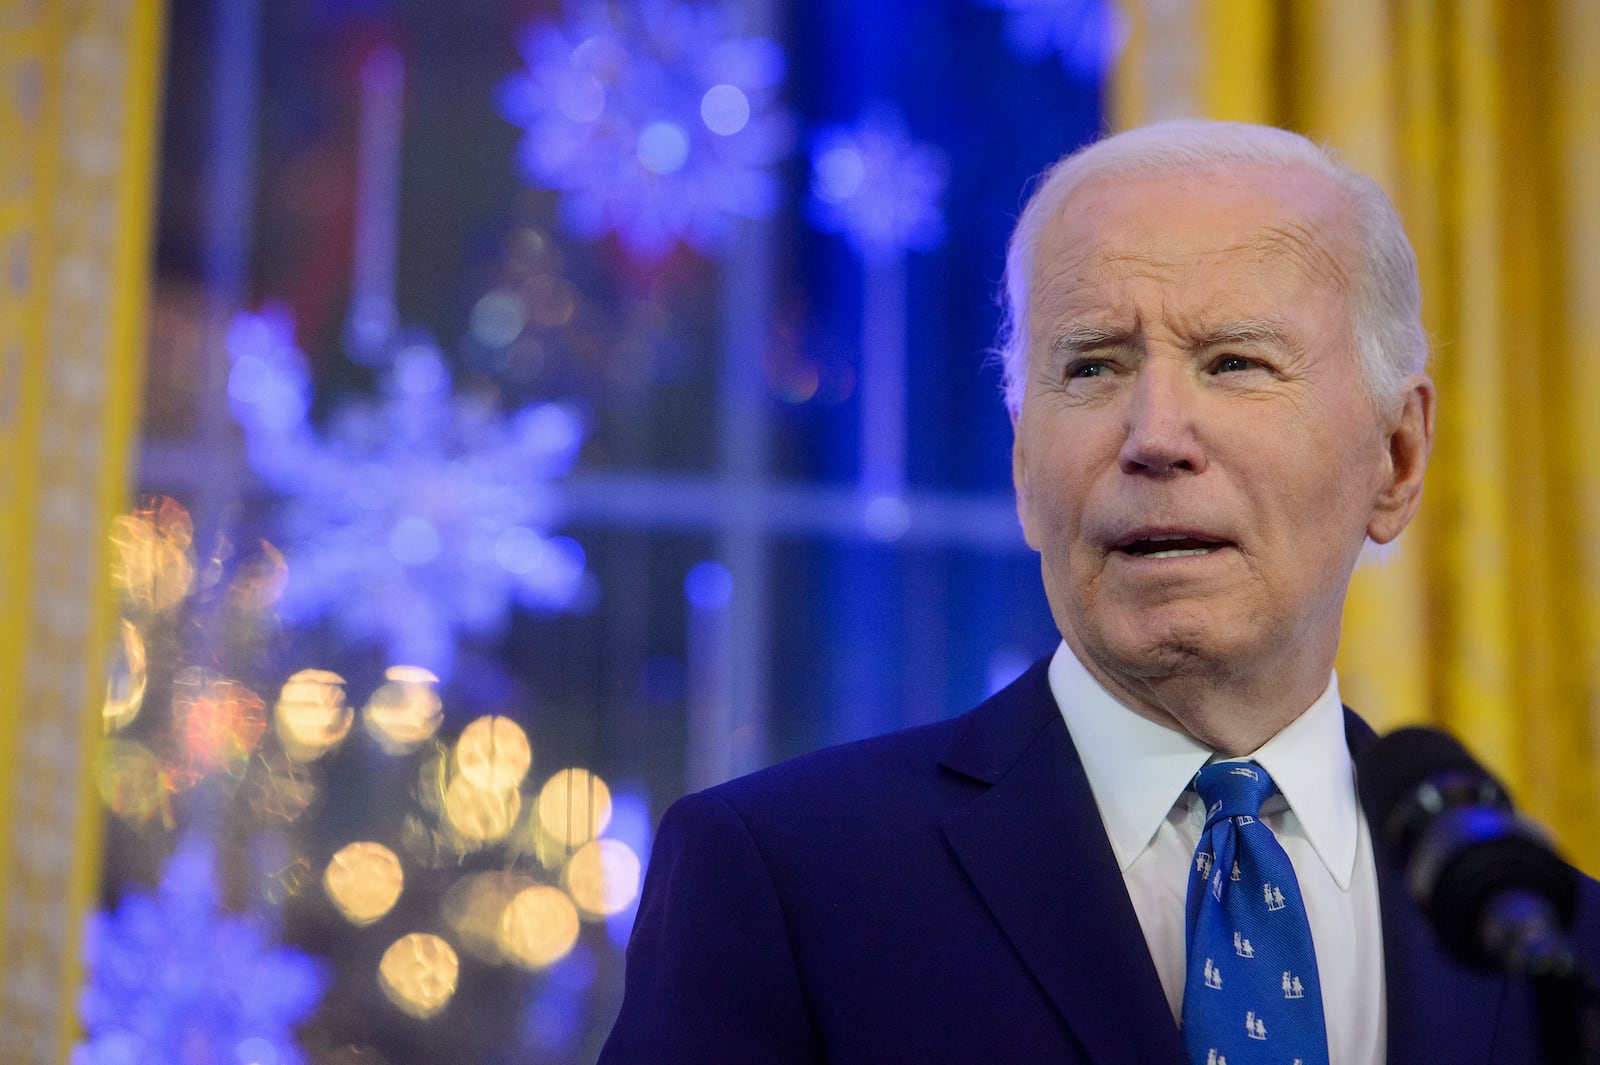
[1481,889,1600,1065]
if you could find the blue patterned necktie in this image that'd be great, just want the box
[1181,761,1329,1065]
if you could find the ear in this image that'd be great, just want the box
[1366,374,1435,544]
[1012,419,1043,551]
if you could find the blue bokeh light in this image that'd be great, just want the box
[684,560,733,611]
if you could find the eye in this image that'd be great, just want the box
[1212,354,1258,374]
[1067,360,1114,380]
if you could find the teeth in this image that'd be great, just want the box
[1144,547,1215,559]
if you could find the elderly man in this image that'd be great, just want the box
[599,121,1600,1064]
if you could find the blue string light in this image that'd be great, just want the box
[497,0,793,260]
[226,307,589,679]
[807,104,949,261]
[75,835,327,1065]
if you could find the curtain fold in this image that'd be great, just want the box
[1115,0,1600,872]
[0,1,164,1058]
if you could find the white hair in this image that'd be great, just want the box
[996,119,1428,415]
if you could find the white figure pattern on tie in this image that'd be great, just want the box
[1182,761,1329,1065]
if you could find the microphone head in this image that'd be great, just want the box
[1357,726,1578,970]
[1357,726,1510,851]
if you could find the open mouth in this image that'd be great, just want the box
[1115,534,1231,560]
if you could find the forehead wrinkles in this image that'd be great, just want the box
[1031,218,1350,329]
[1239,218,1352,293]
[1029,242,1182,322]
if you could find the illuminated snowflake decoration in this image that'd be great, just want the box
[496,0,792,259]
[808,106,950,262]
[74,834,326,1065]
[227,306,588,679]
[975,0,1126,81]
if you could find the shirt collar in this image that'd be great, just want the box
[1047,640,1359,889]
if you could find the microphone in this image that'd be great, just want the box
[1356,725,1579,978]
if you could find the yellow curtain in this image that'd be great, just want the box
[1115,0,1600,873]
[0,0,163,1058]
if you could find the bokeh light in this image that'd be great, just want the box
[563,838,641,919]
[171,670,267,788]
[700,83,751,135]
[95,739,167,827]
[377,933,459,1019]
[108,496,195,613]
[363,666,443,754]
[102,618,148,732]
[324,841,405,926]
[442,870,535,964]
[442,773,522,844]
[454,715,532,792]
[498,884,580,970]
[275,668,352,761]
[537,768,612,848]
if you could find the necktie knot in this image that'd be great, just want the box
[1194,761,1276,827]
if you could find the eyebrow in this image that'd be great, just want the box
[1188,317,1295,348]
[1049,323,1133,355]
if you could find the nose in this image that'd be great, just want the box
[1117,358,1206,476]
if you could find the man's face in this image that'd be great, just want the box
[1013,162,1426,730]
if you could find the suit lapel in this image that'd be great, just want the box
[940,664,1186,1065]
[1344,710,1510,1064]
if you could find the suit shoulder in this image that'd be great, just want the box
[675,657,1061,839]
[704,715,963,817]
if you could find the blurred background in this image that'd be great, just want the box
[2,0,1598,1062]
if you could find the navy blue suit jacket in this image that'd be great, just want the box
[601,659,1600,1063]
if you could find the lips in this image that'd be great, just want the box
[1112,530,1234,559]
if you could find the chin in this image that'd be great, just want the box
[1103,608,1234,676]
[1109,634,1216,680]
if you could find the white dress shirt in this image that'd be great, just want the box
[1047,641,1386,1065]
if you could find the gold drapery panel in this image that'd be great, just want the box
[0,0,163,1058]
[1115,0,1600,872]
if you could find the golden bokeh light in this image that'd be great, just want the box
[377,932,459,1019]
[324,841,405,926]
[363,667,443,754]
[454,715,532,792]
[386,664,440,685]
[171,670,267,788]
[95,739,168,827]
[108,497,195,613]
[442,774,522,844]
[498,884,580,970]
[275,668,353,761]
[536,768,612,847]
[102,618,148,732]
[442,870,535,964]
[563,838,642,919]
